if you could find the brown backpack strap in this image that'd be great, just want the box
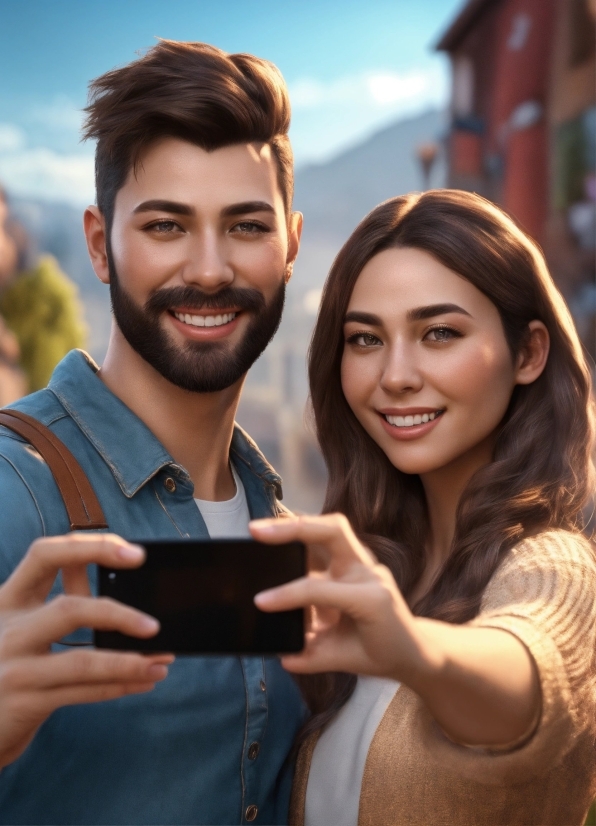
[0,409,108,531]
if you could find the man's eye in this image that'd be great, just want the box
[232,221,269,235]
[424,326,462,342]
[346,332,381,347]
[147,220,181,234]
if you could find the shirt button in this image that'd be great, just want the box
[248,742,260,760]
[245,805,258,822]
[259,679,266,691]
[164,477,176,493]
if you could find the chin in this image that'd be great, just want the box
[382,445,454,477]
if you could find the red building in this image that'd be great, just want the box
[437,0,596,358]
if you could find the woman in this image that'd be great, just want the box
[250,190,596,825]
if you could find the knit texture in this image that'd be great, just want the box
[290,530,596,826]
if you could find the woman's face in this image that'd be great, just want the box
[340,246,521,479]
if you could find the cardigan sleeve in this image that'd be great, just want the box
[460,529,596,781]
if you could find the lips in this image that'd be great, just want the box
[377,408,445,441]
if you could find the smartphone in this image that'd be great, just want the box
[94,538,305,655]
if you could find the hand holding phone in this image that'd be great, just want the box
[95,538,305,655]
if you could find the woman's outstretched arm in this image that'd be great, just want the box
[251,513,540,749]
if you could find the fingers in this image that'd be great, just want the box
[0,534,146,610]
[250,513,375,569]
[0,648,173,692]
[0,595,160,656]
[280,629,364,674]
[255,576,383,619]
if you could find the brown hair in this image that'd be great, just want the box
[301,189,596,733]
[82,40,293,231]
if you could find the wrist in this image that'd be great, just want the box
[392,617,446,692]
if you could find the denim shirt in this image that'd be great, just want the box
[0,350,304,826]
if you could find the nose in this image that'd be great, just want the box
[181,227,234,293]
[379,339,424,396]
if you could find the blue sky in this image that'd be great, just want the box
[0,0,463,204]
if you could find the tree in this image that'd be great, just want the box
[0,256,87,392]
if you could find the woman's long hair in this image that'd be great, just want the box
[299,189,595,735]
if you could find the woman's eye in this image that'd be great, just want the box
[347,332,381,347]
[424,326,462,342]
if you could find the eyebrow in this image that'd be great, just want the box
[344,303,471,326]
[132,199,276,218]
[221,200,275,217]
[344,311,382,326]
[406,303,472,321]
[133,199,193,216]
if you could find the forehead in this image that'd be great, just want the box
[348,247,491,316]
[115,137,284,214]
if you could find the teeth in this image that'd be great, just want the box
[174,311,237,328]
[385,411,442,428]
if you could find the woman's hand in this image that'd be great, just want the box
[251,514,540,748]
[251,513,425,680]
[0,534,173,768]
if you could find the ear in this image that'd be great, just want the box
[83,206,110,285]
[284,211,303,284]
[514,321,550,385]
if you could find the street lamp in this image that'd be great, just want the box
[415,142,439,191]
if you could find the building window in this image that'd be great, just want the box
[452,55,474,117]
[554,106,596,210]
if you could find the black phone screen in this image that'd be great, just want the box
[95,539,305,654]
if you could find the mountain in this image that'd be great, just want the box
[294,108,446,247]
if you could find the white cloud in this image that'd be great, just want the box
[0,124,26,153]
[30,95,84,133]
[288,64,449,164]
[0,113,93,205]
[0,145,94,205]
[367,72,429,105]
[289,67,446,112]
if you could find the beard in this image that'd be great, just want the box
[107,246,285,393]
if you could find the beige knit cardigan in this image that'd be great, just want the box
[290,530,596,826]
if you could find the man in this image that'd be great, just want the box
[0,40,304,825]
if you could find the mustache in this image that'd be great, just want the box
[145,285,266,315]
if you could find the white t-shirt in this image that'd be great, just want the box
[194,465,251,538]
[305,676,400,826]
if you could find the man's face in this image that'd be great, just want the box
[104,137,300,392]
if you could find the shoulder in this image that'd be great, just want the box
[474,528,596,717]
[0,388,69,465]
[467,530,596,781]
[0,389,71,579]
[480,529,596,614]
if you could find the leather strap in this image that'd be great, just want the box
[0,409,108,531]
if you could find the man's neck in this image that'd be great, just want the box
[98,324,242,501]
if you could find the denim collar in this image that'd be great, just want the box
[48,350,283,500]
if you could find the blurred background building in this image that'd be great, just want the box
[437,0,596,361]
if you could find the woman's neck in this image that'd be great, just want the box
[413,435,496,602]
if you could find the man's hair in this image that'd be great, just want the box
[82,40,293,231]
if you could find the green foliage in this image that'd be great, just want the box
[0,255,87,392]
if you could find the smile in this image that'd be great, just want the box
[384,410,444,428]
[172,311,238,328]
